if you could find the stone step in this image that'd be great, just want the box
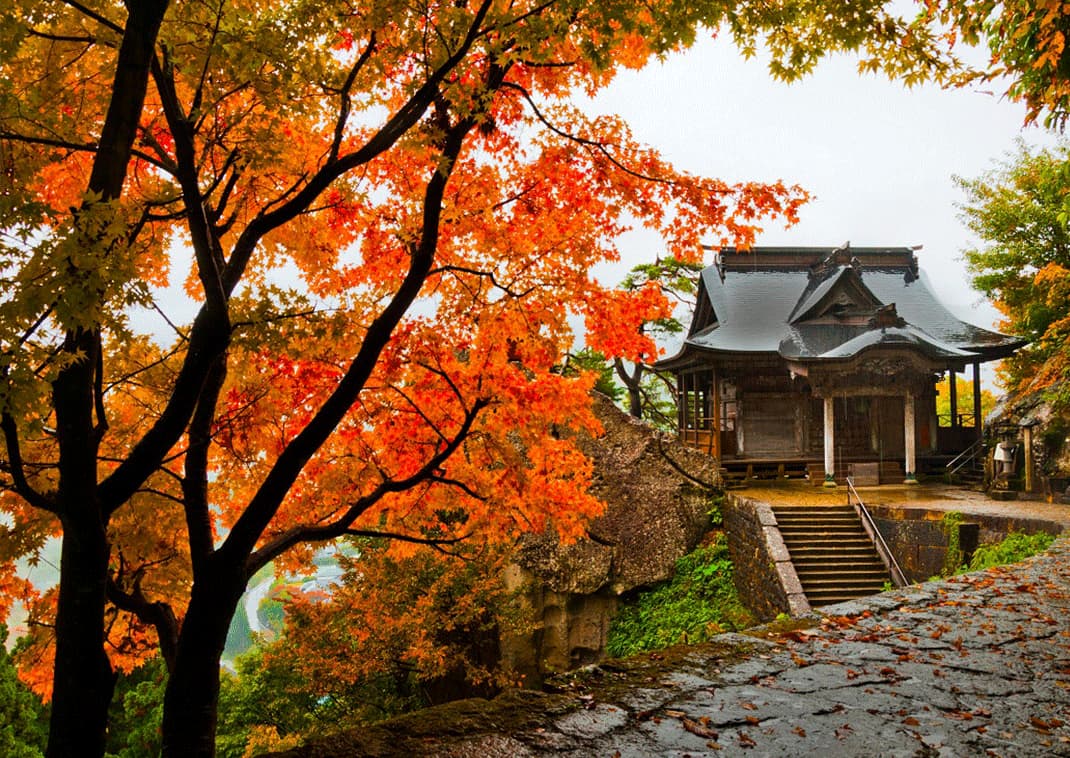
[791,550,884,561]
[771,503,892,607]
[794,569,890,583]
[778,525,869,536]
[784,538,875,551]
[774,516,856,526]
[793,561,886,572]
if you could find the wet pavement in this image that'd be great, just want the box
[740,480,1070,530]
[527,541,1070,757]
[281,536,1070,758]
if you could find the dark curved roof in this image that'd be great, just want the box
[660,246,1025,368]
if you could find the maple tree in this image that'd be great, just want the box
[958,140,1070,404]
[0,1,969,756]
[920,0,1070,129]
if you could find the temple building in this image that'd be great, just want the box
[657,245,1025,485]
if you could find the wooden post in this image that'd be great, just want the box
[1022,423,1035,493]
[972,361,983,440]
[904,392,918,484]
[948,368,958,429]
[823,395,836,487]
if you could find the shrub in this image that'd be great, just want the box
[606,533,752,658]
[964,531,1057,572]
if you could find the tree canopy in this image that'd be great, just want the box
[958,140,1070,404]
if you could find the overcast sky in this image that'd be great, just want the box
[583,35,1061,340]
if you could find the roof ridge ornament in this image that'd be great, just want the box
[871,302,907,330]
[810,241,861,278]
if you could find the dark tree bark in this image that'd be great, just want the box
[46,3,170,756]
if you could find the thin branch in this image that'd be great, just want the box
[428,264,536,298]
[504,81,721,190]
[329,32,378,162]
[0,130,98,153]
[247,397,489,572]
[231,307,325,331]
[60,0,124,34]
[106,568,179,672]
[191,0,226,119]
[27,30,101,45]
[428,472,486,500]
[0,413,57,513]
[343,528,471,547]
[389,384,450,445]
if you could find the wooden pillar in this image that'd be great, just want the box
[823,395,836,487]
[904,392,918,484]
[972,361,983,440]
[948,368,958,429]
[710,370,720,460]
[676,373,684,441]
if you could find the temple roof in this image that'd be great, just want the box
[660,246,1025,369]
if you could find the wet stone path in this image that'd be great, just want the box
[280,540,1070,758]
[534,541,1070,757]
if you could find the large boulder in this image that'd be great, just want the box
[503,393,720,676]
[517,393,720,594]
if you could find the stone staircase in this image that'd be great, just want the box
[772,505,891,607]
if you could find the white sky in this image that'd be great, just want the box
[583,36,1061,343]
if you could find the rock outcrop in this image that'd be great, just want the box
[502,393,719,680]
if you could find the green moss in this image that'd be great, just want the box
[606,533,752,658]
[941,511,965,576]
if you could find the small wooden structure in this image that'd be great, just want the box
[657,246,1025,485]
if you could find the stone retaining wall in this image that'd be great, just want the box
[723,495,809,621]
[868,505,1064,582]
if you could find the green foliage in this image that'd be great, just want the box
[0,627,47,758]
[613,257,703,424]
[104,658,166,758]
[606,534,752,658]
[964,531,1057,573]
[705,491,725,527]
[958,140,1070,400]
[566,348,624,403]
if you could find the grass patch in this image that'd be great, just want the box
[606,533,752,658]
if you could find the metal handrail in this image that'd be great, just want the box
[846,477,908,588]
[945,437,985,478]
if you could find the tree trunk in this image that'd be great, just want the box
[614,359,644,418]
[48,332,112,758]
[46,518,113,758]
[160,570,245,758]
